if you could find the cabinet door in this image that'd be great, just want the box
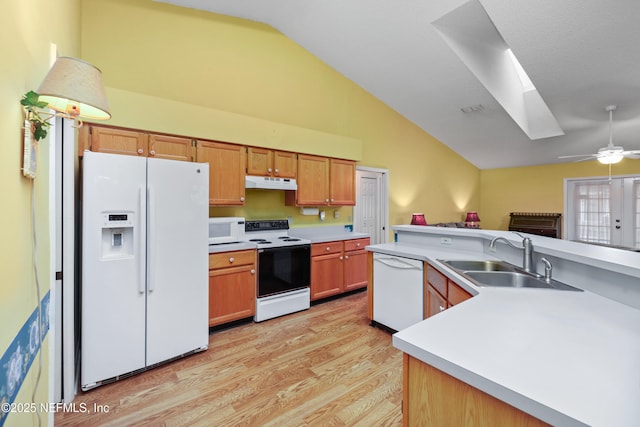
[148,134,193,162]
[329,158,356,206]
[90,126,148,156]
[196,141,246,205]
[311,242,344,300]
[246,147,273,176]
[295,154,330,206]
[448,280,472,306]
[425,285,447,318]
[272,151,297,178]
[343,249,368,291]
[208,264,256,326]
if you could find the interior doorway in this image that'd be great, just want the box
[354,167,389,244]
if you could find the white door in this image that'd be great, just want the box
[145,158,209,366]
[565,175,640,248]
[354,168,388,244]
[81,152,147,388]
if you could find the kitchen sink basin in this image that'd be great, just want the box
[463,271,581,291]
[438,259,583,292]
[440,260,517,272]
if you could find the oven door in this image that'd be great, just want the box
[257,244,311,298]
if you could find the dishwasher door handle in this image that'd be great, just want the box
[375,257,421,270]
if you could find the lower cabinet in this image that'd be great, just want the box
[403,354,550,426]
[208,250,256,327]
[311,238,370,301]
[424,263,472,318]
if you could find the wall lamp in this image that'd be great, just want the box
[21,57,111,141]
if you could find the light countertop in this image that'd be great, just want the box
[367,233,640,427]
[289,226,369,244]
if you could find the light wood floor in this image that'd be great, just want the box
[55,290,403,426]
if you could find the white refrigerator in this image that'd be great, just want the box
[81,151,209,390]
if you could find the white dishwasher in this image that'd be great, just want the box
[372,253,424,332]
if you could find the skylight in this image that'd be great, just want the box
[432,0,564,140]
[506,49,535,92]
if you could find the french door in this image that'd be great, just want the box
[565,176,640,249]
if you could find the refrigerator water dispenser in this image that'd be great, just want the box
[101,213,134,259]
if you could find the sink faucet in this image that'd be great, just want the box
[540,258,553,283]
[489,232,534,273]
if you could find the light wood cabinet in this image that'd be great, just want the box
[246,147,296,178]
[311,238,370,301]
[196,140,246,206]
[288,154,330,206]
[285,155,356,206]
[403,354,550,426]
[208,250,256,327]
[424,263,473,318]
[311,241,344,300]
[81,125,193,161]
[329,158,356,206]
[343,238,370,291]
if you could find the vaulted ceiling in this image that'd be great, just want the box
[155,0,640,169]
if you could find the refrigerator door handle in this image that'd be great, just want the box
[138,186,145,294]
[148,185,155,292]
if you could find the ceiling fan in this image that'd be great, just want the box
[559,105,640,164]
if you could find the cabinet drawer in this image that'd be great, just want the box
[209,250,255,269]
[426,264,447,297]
[344,237,370,252]
[448,281,473,306]
[311,241,343,256]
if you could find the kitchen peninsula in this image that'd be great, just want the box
[367,226,640,427]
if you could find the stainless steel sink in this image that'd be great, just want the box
[438,259,582,292]
[464,271,581,291]
[440,260,517,272]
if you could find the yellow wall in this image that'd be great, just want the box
[1,0,80,424]
[80,0,481,229]
[480,159,640,231]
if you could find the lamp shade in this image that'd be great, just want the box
[37,57,111,120]
[410,213,427,226]
[465,211,480,227]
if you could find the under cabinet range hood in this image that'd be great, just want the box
[245,175,298,190]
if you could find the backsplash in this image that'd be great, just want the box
[210,189,353,226]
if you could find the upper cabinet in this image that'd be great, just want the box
[290,154,330,206]
[286,155,355,206]
[247,147,296,178]
[81,125,193,161]
[329,158,356,206]
[196,140,246,206]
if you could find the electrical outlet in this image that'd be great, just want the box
[440,237,452,245]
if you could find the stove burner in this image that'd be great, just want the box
[249,238,268,242]
[257,241,272,244]
[283,238,300,242]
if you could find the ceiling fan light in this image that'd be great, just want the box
[597,151,624,164]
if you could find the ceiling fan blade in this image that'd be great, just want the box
[558,154,596,159]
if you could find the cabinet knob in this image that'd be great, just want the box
[268,168,272,173]
[229,257,235,263]
[274,168,279,174]
[325,198,329,203]
[149,150,156,156]
[250,269,256,275]
[240,197,245,202]
[439,305,445,312]
[137,148,144,155]
[331,198,334,202]
[326,247,331,251]
[340,256,343,260]
[345,255,349,260]
[356,243,361,247]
